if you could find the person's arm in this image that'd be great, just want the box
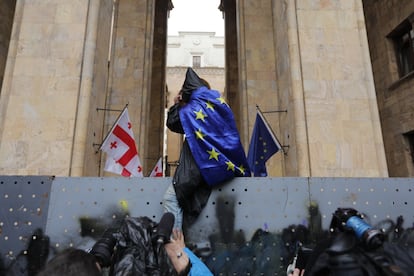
[165,229,190,274]
[166,103,184,134]
[167,90,188,134]
[165,229,213,276]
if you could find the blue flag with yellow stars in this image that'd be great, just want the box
[247,109,282,176]
[179,86,251,186]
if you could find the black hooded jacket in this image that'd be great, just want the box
[167,68,212,225]
[179,67,206,103]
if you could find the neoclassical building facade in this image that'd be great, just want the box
[0,0,393,178]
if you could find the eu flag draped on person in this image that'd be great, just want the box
[163,67,250,230]
[247,108,282,176]
[178,72,251,186]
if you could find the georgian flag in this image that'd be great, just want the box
[100,107,143,177]
[149,157,163,177]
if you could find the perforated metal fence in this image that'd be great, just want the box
[1,176,413,275]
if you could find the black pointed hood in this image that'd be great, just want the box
[180,67,205,102]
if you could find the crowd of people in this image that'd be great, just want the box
[38,227,212,276]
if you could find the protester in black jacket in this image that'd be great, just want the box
[163,71,212,229]
[163,67,251,230]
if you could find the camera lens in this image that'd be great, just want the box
[345,216,384,249]
[90,228,117,267]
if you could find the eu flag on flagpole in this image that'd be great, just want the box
[247,108,282,176]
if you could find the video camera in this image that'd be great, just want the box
[330,207,385,250]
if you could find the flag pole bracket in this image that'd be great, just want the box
[261,109,287,113]
[281,145,290,155]
[92,143,101,154]
[255,105,287,156]
[96,107,124,112]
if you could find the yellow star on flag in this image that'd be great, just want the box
[194,109,207,122]
[226,160,235,171]
[206,101,215,111]
[207,147,220,161]
[216,96,228,106]
[195,128,206,140]
[238,165,246,175]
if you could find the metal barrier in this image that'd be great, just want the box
[1,176,413,275]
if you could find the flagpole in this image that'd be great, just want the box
[255,105,284,154]
[98,104,129,151]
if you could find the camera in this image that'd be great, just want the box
[89,228,117,268]
[330,207,385,250]
[287,207,387,275]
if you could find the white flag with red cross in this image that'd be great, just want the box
[149,157,163,177]
[100,107,143,177]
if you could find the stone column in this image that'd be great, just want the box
[0,0,100,175]
[80,0,114,176]
[71,0,113,176]
[282,0,388,176]
[237,0,284,176]
[103,0,158,176]
[237,0,387,177]
[146,0,170,175]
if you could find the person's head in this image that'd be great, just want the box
[37,248,101,276]
[180,67,210,102]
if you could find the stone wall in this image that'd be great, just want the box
[0,0,93,175]
[280,0,387,176]
[0,0,390,178]
[237,0,283,176]
[98,0,159,176]
[82,0,116,176]
[363,0,414,176]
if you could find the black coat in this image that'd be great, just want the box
[111,217,176,275]
[167,103,212,225]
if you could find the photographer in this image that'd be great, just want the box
[88,213,212,275]
[287,207,414,276]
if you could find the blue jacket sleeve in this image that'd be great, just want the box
[183,247,213,276]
